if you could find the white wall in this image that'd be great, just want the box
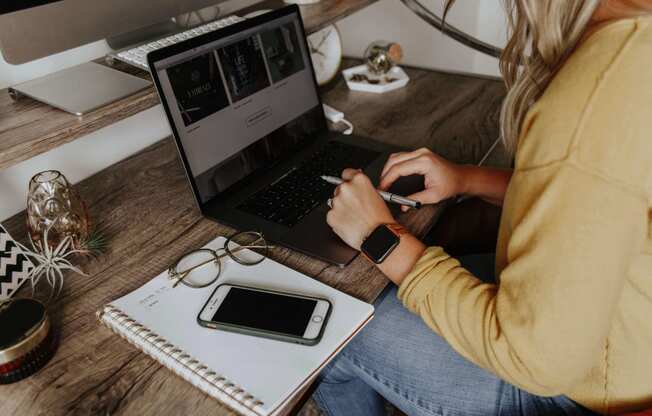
[0,0,507,222]
[337,0,507,76]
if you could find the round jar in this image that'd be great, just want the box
[0,298,57,384]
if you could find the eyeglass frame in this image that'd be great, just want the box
[167,231,271,289]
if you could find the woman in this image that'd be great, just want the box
[314,1,652,415]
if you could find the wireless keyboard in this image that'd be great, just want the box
[108,15,245,71]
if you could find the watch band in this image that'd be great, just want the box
[385,223,408,236]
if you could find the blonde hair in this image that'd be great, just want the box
[444,0,601,155]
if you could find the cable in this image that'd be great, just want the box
[477,135,501,167]
[340,119,354,135]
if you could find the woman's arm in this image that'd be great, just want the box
[326,165,647,397]
[457,165,512,206]
[326,144,513,286]
[379,148,512,208]
[397,165,647,395]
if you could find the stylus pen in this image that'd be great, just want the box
[320,175,422,209]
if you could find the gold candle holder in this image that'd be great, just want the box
[26,170,89,250]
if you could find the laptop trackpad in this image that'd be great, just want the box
[281,205,358,267]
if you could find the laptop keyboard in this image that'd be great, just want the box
[238,141,380,227]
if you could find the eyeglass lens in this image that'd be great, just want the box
[174,249,221,288]
[225,231,267,266]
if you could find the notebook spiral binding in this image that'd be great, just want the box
[98,305,265,416]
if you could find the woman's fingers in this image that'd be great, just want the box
[380,151,407,178]
[341,168,359,181]
[379,157,428,190]
[381,148,430,177]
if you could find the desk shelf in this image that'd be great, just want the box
[0,0,378,171]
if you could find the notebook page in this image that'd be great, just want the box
[106,237,374,415]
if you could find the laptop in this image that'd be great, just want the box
[148,5,417,266]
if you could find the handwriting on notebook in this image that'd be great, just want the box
[137,284,172,309]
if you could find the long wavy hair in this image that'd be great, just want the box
[445,0,602,155]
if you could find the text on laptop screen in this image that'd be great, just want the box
[154,13,322,203]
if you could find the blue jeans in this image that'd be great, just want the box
[313,254,596,416]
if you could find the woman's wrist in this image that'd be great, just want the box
[453,164,513,205]
[455,164,476,196]
[375,233,426,286]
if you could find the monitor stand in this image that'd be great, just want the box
[8,62,151,116]
[6,19,174,116]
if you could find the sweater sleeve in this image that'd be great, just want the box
[397,163,648,395]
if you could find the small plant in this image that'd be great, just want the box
[15,224,107,300]
[79,228,108,258]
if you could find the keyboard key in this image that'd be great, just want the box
[111,15,245,71]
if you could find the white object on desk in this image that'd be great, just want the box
[343,65,410,94]
[323,104,353,135]
[308,25,342,86]
[98,236,374,416]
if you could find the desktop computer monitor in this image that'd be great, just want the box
[0,0,223,65]
[0,0,249,115]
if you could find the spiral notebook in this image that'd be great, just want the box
[97,236,374,416]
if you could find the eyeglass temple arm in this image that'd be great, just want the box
[400,0,503,59]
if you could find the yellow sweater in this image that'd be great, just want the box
[398,16,652,415]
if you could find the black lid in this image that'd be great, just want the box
[0,298,46,350]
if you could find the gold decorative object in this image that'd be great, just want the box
[364,41,404,75]
[26,170,89,251]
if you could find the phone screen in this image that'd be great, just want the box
[211,288,317,336]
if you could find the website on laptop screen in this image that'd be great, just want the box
[154,13,322,203]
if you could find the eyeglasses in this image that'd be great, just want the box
[167,231,272,289]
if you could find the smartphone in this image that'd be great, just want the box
[197,284,331,346]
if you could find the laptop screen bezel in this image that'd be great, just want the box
[147,5,329,214]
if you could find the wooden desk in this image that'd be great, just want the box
[0,59,505,415]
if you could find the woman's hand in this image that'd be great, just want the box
[326,168,395,250]
[380,148,465,211]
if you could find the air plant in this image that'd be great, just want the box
[13,224,106,301]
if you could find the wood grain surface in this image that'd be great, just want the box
[0,59,505,415]
[0,0,378,171]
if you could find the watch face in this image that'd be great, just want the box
[362,225,400,264]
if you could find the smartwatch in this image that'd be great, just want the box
[361,223,407,264]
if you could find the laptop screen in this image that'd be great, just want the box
[153,11,323,203]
